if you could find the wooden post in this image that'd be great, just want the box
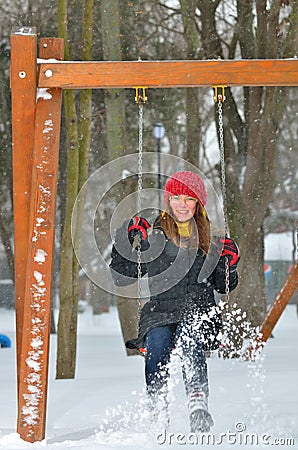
[10,27,37,394]
[259,261,298,342]
[246,261,298,359]
[16,38,64,443]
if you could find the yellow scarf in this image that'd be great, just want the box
[176,220,191,238]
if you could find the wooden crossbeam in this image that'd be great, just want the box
[38,59,298,89]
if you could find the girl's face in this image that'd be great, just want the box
[169,195,198,222]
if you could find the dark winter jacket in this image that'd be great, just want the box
[109,220,238,351]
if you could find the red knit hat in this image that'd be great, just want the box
[164,171,207,206]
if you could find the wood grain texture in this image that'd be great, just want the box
[10,30,37,397]
[17,37,63,443]
[38,59,298,89]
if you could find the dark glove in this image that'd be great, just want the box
[128,217,151,251]
[218,236,240,269]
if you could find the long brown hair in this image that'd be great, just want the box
[155,201,211,252]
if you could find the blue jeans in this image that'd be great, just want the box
[145,323,209,398]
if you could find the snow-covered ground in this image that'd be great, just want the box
[0,305,297,449]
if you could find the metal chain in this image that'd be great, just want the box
[218,101,228,235]
[137,100,144,311]
[137,102,143,214]
[217,98,230,303]
[133,87,147,324]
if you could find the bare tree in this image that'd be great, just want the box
[56,0,94,379]
[100,0,140,355]
[151,0,297,340]
[191,0,298,332]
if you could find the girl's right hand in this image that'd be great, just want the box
[128,217,151,251]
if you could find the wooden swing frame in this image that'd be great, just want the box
[10,27,298,443]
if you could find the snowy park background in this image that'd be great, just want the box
[0,299,297,450]
[1,3,297,449]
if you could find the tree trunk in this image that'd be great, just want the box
[192,1,297,349]
[57,91,79,379]
[56,0,93,379]
[185,89,201,166]
[91,285,110,314]
[180,0,201,166]
[236,83,289,328]
[101,0,126,157]
[0,220,14,280]
[117,297,139,356]
[237,222,267,328]
[91,284,102,315]
[101,0,136,354]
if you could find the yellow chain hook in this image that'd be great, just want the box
[134,86,148,104]
[213,85,227,103]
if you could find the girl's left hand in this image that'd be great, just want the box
[218,237,240,268]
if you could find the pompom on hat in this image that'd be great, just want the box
[164,171,207,206]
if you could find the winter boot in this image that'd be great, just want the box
[188,391,214,433]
